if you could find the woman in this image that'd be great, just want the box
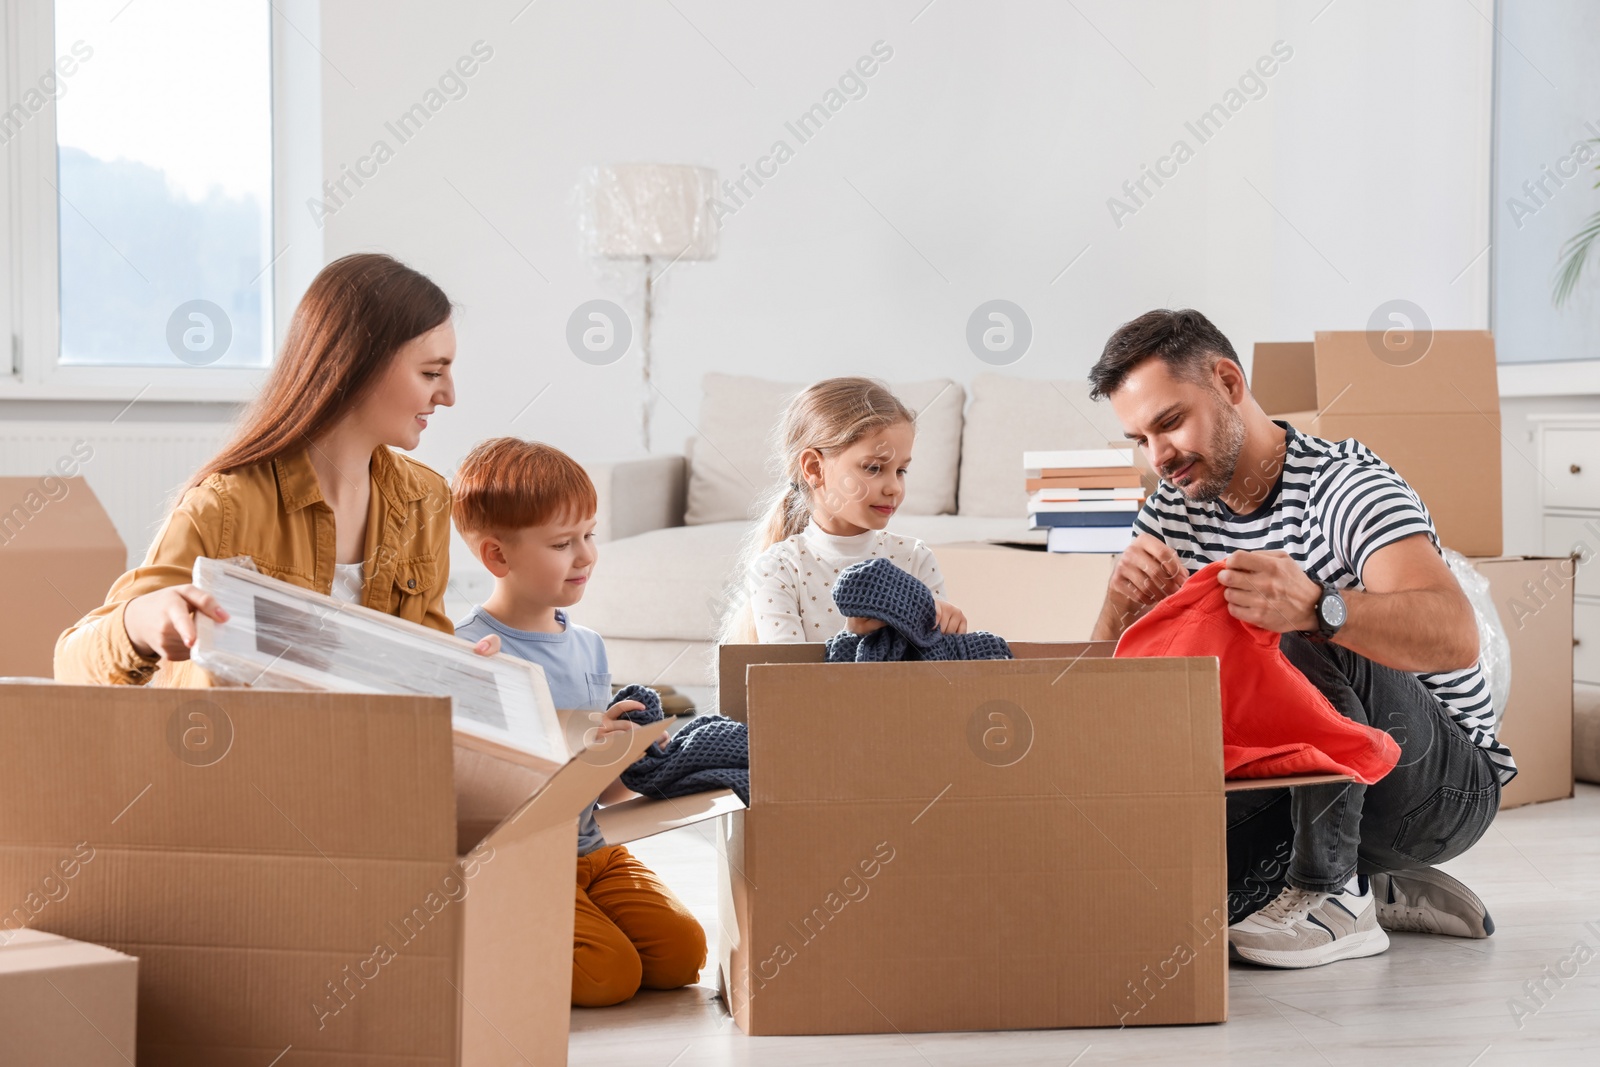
[55,252,497,686]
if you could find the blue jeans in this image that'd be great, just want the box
[1226,633,1501,922]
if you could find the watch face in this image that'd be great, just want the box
[1320,590,1346,628]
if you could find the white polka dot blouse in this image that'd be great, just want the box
[748,520,947,643]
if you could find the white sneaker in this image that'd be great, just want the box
[1229,882,1390,969]
[1371,867,1494,938]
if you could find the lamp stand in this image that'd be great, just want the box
[641,253,655,453]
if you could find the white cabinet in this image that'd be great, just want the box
[1542,428,1600,510]
[1536,416,1600,684]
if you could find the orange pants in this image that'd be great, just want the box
[573,843,707,1007]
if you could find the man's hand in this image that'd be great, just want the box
[1106,534,1186,620]
[1217,550,1320,633]
[933,599,967,635]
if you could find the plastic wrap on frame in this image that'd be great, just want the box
[1443,549,1512,729]
[574,163,719,267]
[190,556,567,764]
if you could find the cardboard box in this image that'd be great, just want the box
[1574,685,1600,785]
[0,476,125,678]
[1474,556,1576,809]
[1251,331,1503,557]
[714,640,1238,1035]
[0,928,138,1066]
[930,542,1115,642]
[0,682,670,1066]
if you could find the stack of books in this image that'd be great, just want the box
[1023,448,1146,553]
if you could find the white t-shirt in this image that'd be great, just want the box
[749,521,947,643]
[330,562,364,605]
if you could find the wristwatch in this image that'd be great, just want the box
[1311,581,1347,638]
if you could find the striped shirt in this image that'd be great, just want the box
[1132,421,1516,785]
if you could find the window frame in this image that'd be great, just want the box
[0,0,321,402]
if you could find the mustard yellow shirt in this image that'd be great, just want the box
[54,446,452,688]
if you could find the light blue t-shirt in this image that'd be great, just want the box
[455,606,612,855]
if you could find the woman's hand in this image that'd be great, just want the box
[934,599,968,635]
[122,585,229,661]
[845,615,888,635]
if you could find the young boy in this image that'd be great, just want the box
[451,437,707,1007]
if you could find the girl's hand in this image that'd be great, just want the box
[934,599,968,635]
[123,585,229,661]
[845,615,888,636]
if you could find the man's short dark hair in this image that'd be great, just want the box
[1087,308,1242,401]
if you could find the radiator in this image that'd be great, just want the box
[0,423,231,568]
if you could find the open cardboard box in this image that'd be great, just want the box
[1251,331,1502,557]
[0,682,676,1066]
[713,640,1345,1036]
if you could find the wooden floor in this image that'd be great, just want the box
[571,784,1600,1066]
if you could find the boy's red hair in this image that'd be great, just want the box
[451,437,597,536]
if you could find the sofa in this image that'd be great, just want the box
[577,371,1128,687]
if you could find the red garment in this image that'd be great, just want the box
[1114,560,1399,785]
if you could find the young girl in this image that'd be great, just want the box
[55,252,505,685]
[721,376,967,644]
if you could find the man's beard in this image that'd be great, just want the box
[1161,399,1246,503]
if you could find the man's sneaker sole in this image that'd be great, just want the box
[1230,926,1390,969]
[1371,868,1493,938]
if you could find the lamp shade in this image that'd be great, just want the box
[577,163,719,261]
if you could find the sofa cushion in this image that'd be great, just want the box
[579,515,1042,643]
[683,373,965,525]
[957,373,1132,517]
[582,521,753,641]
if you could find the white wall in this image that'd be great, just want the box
[317,0,1493,459]
[312,0,1493,587]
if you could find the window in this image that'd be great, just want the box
[1492,0,1600,373]
[1,0,322,400]
[55,0,272,369]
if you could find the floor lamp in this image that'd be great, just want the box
[578,164,719,452]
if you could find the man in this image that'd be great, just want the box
[1087,308,1513,969]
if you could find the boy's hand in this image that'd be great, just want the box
[590,699,669,753]
[845,615,888,635]
[470,634,500,657]
[934,599,968,635]
[596,699,643,738]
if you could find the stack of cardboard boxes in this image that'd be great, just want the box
[1252,331,1571,809]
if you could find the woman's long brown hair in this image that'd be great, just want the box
[185,253,452,491]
